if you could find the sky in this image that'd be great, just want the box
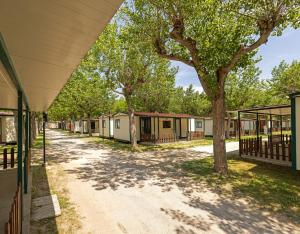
[173,28,300,92]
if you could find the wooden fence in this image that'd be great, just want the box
[0,148,17,169]
[140,133,176,143]
[5,184,22,234]
[239,135,291,163]
[188,131,204,140]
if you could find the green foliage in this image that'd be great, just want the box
[225,62,270,110]
[126,0,299,97]
[169,85,212,116]
[269,60,300,102]
[48,64,115,121]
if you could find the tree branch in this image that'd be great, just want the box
[154,37,194,67]
[218,3,284,79]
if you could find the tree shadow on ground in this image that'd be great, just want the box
[45,130,300,234]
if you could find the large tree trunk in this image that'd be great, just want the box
[128,107,138,150]
[212,86,228,174]
[124,93,138,150]
[80,118,83,135]
[87,114,92,137]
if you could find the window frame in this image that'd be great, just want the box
[115,119,120,129]
[163,120,171,129]
[196,120,202,128]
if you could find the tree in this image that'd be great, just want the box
[49,65,115,136]
[126,0,299,173]
[134,63,177,113]
[90,23,176,149]
[269,60,300,102]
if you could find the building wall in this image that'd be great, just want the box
[114,115,130,142]
[180,118,188,138]
[204,119,213,136]
[296,96,300,170]
[99,117,113,138]
[194,118,205,132]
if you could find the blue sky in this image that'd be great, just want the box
[174,28,300,92]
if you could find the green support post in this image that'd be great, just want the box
[43,113,46,166]
[291,96,297,171]
[24,108,29,193]
[17,91,23,185]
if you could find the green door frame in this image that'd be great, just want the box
[291,95,297,171]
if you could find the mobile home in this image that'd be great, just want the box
[113,112,204,143]
[99,115,114,138]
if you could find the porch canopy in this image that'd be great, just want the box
[0,0,123,111]
[237,104,291,139]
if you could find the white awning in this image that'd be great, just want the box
[0,0,123,111]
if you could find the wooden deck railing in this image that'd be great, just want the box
[188,131,204,140]
[140,133,176,143]
[0,148,17,169]
[5,184,22,234]
[239,135,291,163]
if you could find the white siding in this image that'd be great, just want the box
[99,116,113,138]
[204,119,213,136]
[189,118,195,132]
[114,115,130,142]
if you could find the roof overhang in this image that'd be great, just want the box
[0,0,123,111]
[238,104,291,116]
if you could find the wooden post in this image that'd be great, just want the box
[276,143,280,160]
[11,148,14,168]
[264,142,268,158]
[282,141,286,161]
[3,148,7,169]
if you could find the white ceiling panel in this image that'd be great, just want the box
[0,0,123,111]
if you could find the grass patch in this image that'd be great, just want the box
[87,137,215,152]
[180,157,300,220]
[32,134,48,149]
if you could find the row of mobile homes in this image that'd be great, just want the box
[0,112,16,144]
[64,119,99,134]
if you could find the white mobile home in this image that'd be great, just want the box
[113,112,204,143]
[99,115,114,138]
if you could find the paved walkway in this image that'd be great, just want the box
[191,141,239,154]
[44,130,299,234]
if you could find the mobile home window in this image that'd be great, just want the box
[196,120,202,128]
[163,121,171,128]
[115,119,120,129]
[102,120,106,128]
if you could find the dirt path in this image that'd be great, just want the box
[46,129,299,234]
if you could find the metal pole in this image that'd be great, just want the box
[256,113,259,152]
[280,115,283,142]
[43,112,46,166]
[24,108,29,193]
[17,90,23,231]
[17,91,23,184]
[238,111,241,156]
[270,114,273,138]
